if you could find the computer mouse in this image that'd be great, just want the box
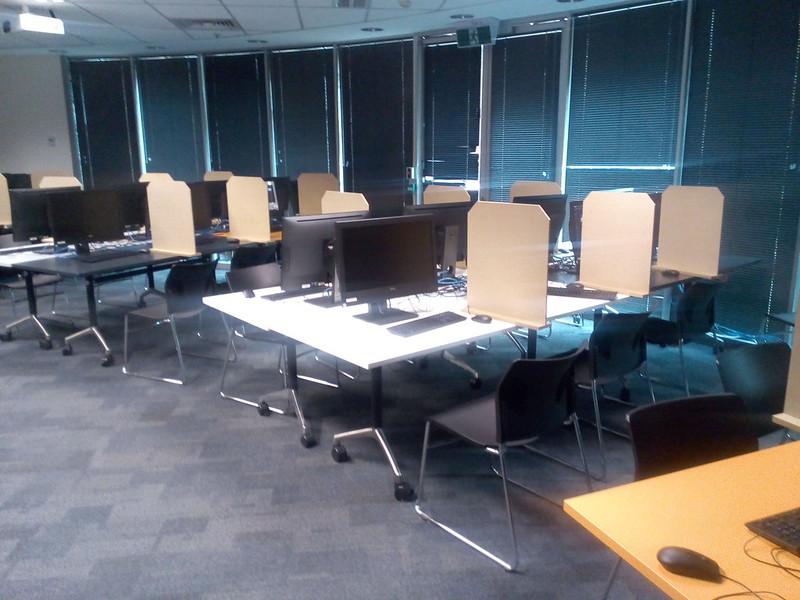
[472,314,492,324]
[137,248,150,254]
[662,269,680,277]
[656,546,722,582]
[226,237,240,244]
[242,289,255,298]
[566,282,584,294]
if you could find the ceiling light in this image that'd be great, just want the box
[362,27,383,32]
[450,14,474,20]
[248,39,268,44]
[3,12,65,35]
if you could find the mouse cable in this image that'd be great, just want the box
[711,589,786,600]
[743,535,800,579]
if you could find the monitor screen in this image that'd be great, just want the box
[280,210,369,292]
[511,194,568,253]
[47,188,126,248]
[189,180,228,231]
[334,214,438,324]
[112,182,149,231]
[3,173,32,189]
[403,201,471,272]
[9,187,79,242]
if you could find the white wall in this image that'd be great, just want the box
[0,55,74,175]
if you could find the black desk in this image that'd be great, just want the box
[8,238,240,365]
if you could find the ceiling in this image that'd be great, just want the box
[0,0,633,58]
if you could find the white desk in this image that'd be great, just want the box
[205,288,614,500]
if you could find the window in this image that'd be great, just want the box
[682,0,800,332]
[488,31,562,203]
[136,56,205,182]
[70,59,139,188]
[340,40,413,214]
[270,48,337,179]
[566,1,686,200]
[423,42,481,188]
[204,53,270,177]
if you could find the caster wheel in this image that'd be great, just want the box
[466,342,477,355]
[620,387,631,404]
[136,298,147,308]
[39,338,53,350]
[300,432,316,448]
[394,481,416,502]
[470,377,482,389]
[0,331,12,342]
[257,401,272,417]
[62,345,73,356]
[101,354,114,367]
[331,444,349,462]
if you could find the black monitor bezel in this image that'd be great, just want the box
[511,194,568,253]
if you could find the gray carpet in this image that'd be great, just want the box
[1,272,749,599]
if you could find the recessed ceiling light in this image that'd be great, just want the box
[556,0,585,3]
[450,14,474,20]
[361,27,383,32]
[146,45,165,50]
[248,39,268,43]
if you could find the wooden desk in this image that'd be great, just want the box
[564,441,800,600]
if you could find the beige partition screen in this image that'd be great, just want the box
[579,191,654,297]
[146,180,197,256]
[297,173,338,215]
[656,185,723,278]
[203,171,234,181]
[139,172,174,183]
[38,176,83,189]
[30,170,68,188]
[467,201,549,329]
[423,184,470,205]
[509,181,562,200]
[320,191,369,214]
[0,174,10,226]
[226,176,271,243]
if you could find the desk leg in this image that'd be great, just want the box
[278,342,315,448]
[61,276,114,367]
[526,328,538,358]
[0,271,53,349]
[330,366,416,502]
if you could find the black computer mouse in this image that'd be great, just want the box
[566,282,584,294]
[472,314,492,324]
[662,269,680,277]
[656,546,722,582]
[242,289,255,298]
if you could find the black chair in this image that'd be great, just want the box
[229,244,278,270]
[122,259,226,384]
[414,344,588,572]
[601,393,759,599]
[716,341,792,438]
[644,278,726,396]
[573,312,655,480]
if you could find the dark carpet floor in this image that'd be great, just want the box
[0,271,779,599]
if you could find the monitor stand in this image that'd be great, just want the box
[354,301,417,325]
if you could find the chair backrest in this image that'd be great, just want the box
[226,262,281,293]
[495,344,585,444]
[164,260,218,315]
[627,393,759,480]
[229,245,278,270]
[589,312,650,383]
[717,341,790,435]
[674,278,725,341]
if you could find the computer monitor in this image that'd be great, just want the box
[3,173,32,189]
[511,194,568,253]
[403,201,471,273]
[47,188,126,254]
[334,214,438,324]
[9,187,79,242]
[111,182,149,231]
[280,210,369,292]
[189,180,228,231]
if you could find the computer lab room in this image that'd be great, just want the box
[1,0,799,598]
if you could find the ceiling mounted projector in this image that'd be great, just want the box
[3,13,65,35]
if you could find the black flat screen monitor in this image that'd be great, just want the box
[9,187,79,242]
[511,194,568,253]
[112,182,149,231]
[280,210,369,292]
[3,173,32,189]
[189,180,228,230]
[334,214,438,324]
[403,201,471,273]
[47,189,126,252]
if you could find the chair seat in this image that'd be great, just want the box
[430,396,497,447]
[3,273,61,290]
[128,298,203,321]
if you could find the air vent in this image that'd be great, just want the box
[171,18,241,32]
[334,0,367,7]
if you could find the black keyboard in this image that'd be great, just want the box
[76,248,145,263]
[746,506,800,556]
[195,233,220,246]
[547,285,618,301]
[387,311,467,337]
